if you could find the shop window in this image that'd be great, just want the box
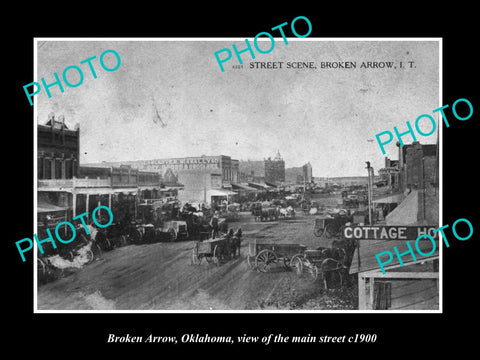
[72,161,78,178]
[37,157,44,179]
[65,159,72,179]
[44,159,52,179]
[55,159,62,179]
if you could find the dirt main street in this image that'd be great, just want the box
[37,196,357,311]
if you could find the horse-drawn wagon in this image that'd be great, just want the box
[313,212,352,238]
[246,239,307,272]
[159,220,189,241]
[290,247,347,288]
[191,229,242,266]
[251,202,279,222]
[246,238,349,288]
[37,227,100,284]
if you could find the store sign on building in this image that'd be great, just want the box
[343,225,438,240]
[210,174,222,189]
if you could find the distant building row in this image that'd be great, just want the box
[238,151,313,185]
[38,115,276,212]
[37,116,180,223]
[379,141,438,194]
[102,155,240,185]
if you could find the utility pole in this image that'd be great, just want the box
[304,178,308,203]
[204,164,207,204]
[366,161,373,225]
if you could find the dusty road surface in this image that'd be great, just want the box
[37,196,356,311]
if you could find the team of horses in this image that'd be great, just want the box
[252,204,296,222]
[214,228,243,262]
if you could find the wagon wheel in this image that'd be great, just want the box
[128,229,141,244]
[290,254,304,276]
[313,226,325,237]
[143,230,154,244]
[37,258,47,279]
[321,258,343,289]
[46,262,64,281]
[67,250,75,262]
[283,257,292,270]
[169,228,177,242]
[105,237,113,250]
[334,248,346,264]
[92,243,103,259]
[304,259,319,282]
[110,236,119,248]
[324,224,334,238]
[96,232,112,250]
[95,232,104,248]
[255,249,277,272]
[213,245,221,266]
[191,245,201,265]
[331,239,341,249]
[85,249,95,264]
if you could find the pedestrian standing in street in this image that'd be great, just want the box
[210,211,219,239]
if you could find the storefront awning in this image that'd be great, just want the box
[138,186,161,191]
[161,185,184,191]
[37,200,69,213]
[112,188,138,195]
[247,182,272,190]
[264,181,279,188]
[231,183,259,192]
[207,189,237,197]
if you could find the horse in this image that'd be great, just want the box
[216,228,243,262]
[316,245,347,289]
[279,206,295,219]
[261,207,279,221]
[221,228,243,259]
[230,228,242,258]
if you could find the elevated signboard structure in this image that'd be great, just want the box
[343,225,439,241]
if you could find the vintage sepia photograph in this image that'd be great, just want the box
[34,38,441,312]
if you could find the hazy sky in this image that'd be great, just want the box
[36,39,439,177]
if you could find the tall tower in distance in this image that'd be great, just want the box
[264,150,285,184]
[303,162,313,183]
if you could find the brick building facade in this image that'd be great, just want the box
[400,142,438,192]
[37,113,80,180]
[264,151,285,184]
